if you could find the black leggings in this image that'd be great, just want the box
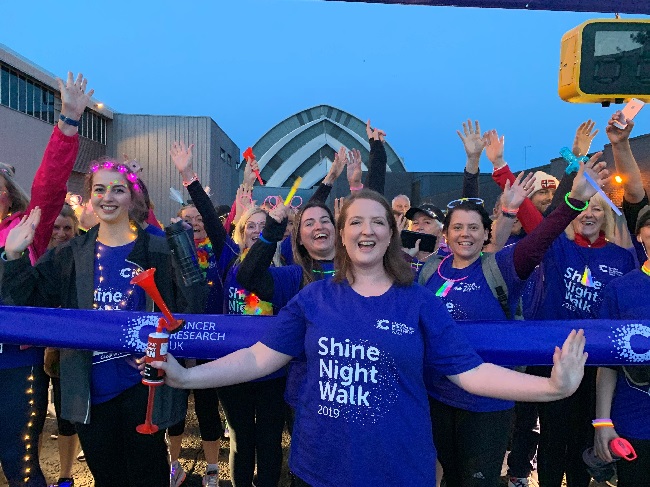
[429,397,514,487]
[218,376,287,487]
[75,383,169,487]
[52,377,77,437]
[167,387,224,440]
[0,365,48,487]
[534,366,596,487]
[618,437,650,487]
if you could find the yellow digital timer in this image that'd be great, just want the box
[559,19,650,104]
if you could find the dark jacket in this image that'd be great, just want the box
[0,225,205,425]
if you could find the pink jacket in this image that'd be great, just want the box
[0,126,79,263]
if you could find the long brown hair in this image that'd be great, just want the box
[83,157,147,224]
[291,202,336,287]
[333,189,413,286]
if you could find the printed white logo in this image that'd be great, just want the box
[611,324,650,363]
[375,319,414,335]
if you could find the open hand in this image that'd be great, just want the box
[57,72,94,122]
[347,149,363,188]
[569,152,610,202]
[548,329,588,398]
[170,141,195,181]
[483,129,505,168]
[502,172,536,212]
[457,120,484,161]
[572,120,599,156]
[5,207,41,259]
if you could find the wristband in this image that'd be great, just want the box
[1,250,24,261]
[564,192,589,212]
[182,174,199,187]
[592,419,614,428]
[501,211,518,219]
[501,206,519,215]
[492,162,508,173]
[258,234,272,245]
[59,114,80,127]
[350,184,364,191]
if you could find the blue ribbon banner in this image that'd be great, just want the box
[1,306,649,365]
[323,0,650,15]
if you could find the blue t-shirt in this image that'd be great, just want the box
[91,241,146,405]
[280,237,294,265]
[144,224,166,238]
[196,236,239,314]
[284,261,336,408]
[534,233,636,320]
[423,246,524,412]
[598,269,650,440]
[262,280,483,487]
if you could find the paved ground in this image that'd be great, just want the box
[0,395,293,487]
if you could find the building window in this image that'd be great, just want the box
[227,154,232,166]
[220,148,226,161]
[0,61,107,145]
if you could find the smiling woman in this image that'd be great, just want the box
[1,153,204,486]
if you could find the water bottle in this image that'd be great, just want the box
[165,221,205,286]
[583,438,637,482]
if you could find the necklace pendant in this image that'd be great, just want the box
[435,280,454,297]
[580,265,594,287]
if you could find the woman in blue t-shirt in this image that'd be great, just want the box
[2,161,199,487]
[150,189,589,487]
[421,156,612,487]
[593,206,650,487]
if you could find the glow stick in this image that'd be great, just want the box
[285,177,302,206]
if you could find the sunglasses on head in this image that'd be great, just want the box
[447,197,484,209]
[263,195,302,210]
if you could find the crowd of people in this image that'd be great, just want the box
[0,71,648,487]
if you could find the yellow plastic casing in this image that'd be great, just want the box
[559,19,650,104]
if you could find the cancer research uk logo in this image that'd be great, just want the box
[611,323,650,363]
[120,315,226,354]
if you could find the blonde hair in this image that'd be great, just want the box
[565,193,616,242]
[233,206,282,266]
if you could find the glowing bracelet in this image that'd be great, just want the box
[564,193,589,212]
[258,234,272,245]
[284,177,302,206]
[592,420,614,428]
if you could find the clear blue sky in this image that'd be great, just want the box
[2,0,648,174]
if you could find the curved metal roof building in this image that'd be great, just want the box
[252,105,406,188]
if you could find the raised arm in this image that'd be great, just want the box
[457,119,484,198]
[29,72,93,260]
[365,120,387,194]
[484,172,536,253]
[512,154,611,280]
[171,141,229,256]
[606,113,647,232]
[236,203,289,301]
[487,129,544,233]
[309,146,347,204]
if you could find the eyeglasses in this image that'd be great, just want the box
[263,195,302,210]
[447,197,484,209]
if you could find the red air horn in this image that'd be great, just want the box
[130,268,185,434]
